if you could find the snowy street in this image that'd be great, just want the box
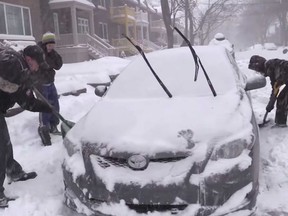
[1,48,288,216]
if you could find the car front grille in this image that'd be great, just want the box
[96,156,127,168]
[127,204,187,214]
[96,156,188,169]
[126,204,217,215]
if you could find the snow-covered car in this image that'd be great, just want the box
[263,43,277,51]
[208,33,235,59]
[249,44,264,50]
[61,46,266,216]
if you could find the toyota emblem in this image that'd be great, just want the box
[127,155,148,170]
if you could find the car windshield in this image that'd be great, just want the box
[106,46,239,99]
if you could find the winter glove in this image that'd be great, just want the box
[22,77,35,89]
[20,69,39,89]
[32,100,53,113]
[266,94,277,112]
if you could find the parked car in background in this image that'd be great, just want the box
[263,43,277,51]
[249,44,264,50]
[61,46,266,216]
[209,33,235,59]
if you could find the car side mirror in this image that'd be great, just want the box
[94,85,108,97]
[245,75,266,91]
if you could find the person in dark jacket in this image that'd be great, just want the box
[249,55,288,127]
[37,32,63,145]
[0,45,52,207]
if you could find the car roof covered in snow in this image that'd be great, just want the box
[106,46,243,99]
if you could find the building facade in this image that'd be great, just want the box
[0,0,43,45]
[0,0,183,63]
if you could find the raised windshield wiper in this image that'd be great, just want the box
[123,34,173,98]
[173,26,217,97]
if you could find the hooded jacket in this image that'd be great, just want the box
[37,41,63,84]
[0,47,51,113]
[265,59,288,88]
[261,58,288,108]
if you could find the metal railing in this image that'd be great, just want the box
[112,38,138,55]
[150,19,166,32]
[56,33,118,57]
[86,34,118,56]
[110,5,136,22]
[135,11,148,23]
[141,39,160,51]
[112,37,160,54]
[92,34,114,49]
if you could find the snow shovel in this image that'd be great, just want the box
[33,87,75,137]
[258,84,286,128]
[258,111,270,128]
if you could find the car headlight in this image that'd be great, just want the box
[211,135,255,160]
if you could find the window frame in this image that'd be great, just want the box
[77,17,89,34]
[99,22,108,40]
[99,0,107,9]
[0,2,32,36]
[53,12,60,36]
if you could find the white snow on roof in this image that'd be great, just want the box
[49,0,95,7]
[0,34,35,41]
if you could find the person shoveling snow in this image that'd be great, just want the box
[249,55,288,128]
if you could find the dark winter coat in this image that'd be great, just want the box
[263,59,288,112]
[265,59,288,89]
[38,42,63,84]
[0,47,51,114]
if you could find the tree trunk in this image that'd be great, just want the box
[279,12,288,46]
[188,8,194,45]
[161,0,174,48]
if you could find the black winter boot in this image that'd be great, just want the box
[38,125,51,146]
[0,192,9,208]
[0,192,17,208]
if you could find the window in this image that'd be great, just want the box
[77,18,89,34]
[53,13,60,36]
[0,2,32,36]
[23,8,31,35]
[99,22,108,40]
[99,0,106,8]
[0,4,6,34]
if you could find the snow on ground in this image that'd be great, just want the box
[237,48,288,216]
[1,47,288,216]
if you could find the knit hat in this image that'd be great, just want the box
[248,55,266,74]
[23,45,49,70]
[42,32,56,44]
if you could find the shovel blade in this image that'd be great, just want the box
[258,119,271,128]
[60,120,75,138]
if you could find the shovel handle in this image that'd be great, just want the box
[263,111,268,122]
[33,87,71,128]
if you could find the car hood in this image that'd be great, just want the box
[67,89,253,157]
